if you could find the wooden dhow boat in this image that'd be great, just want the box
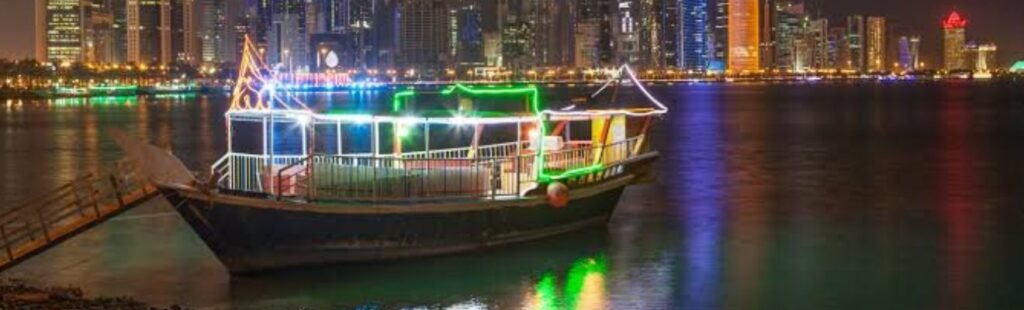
[115,38,668,274]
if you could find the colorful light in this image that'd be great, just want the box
[392,90,416,112]
[943,11,968,29]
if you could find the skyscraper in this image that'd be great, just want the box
[710,0,728,71]
[759,0,774,70]
[84,0,119,64]
[266,0,308,69]
[897,36,920,71]
[773,1,804,71]
[38,0,85,64]
[453,2,485,66]
[806,18,828,70]
[658,0,679,67]
[172,0,199,64]
[865,16,885,72]
[199,0,226,64]
[398,0,448,69]
[846,15,864,71]
[727,0,759,72]
[127,0,170,64]
[827,26,847,69]
[679,0,709,70]
[612,0,641,64]
[942,11,967,71]
[964,43,997,72]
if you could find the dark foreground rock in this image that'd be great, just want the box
[1,279,185,310]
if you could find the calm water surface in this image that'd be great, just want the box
[2,83,1024,309]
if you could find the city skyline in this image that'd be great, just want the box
[4,0,1023,70]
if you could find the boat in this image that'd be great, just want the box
[87,84,138,97]
[139,81,199,95]
[32,86,88,98]
[114,37,667,274]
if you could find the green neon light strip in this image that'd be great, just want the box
[392,90,415,112]
[389,83,612,185]
[89,85,139,91]
[539,164,605,182]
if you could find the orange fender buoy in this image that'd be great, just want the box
[547,182,569,208]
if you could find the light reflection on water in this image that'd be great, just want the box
[1,83,1024,309]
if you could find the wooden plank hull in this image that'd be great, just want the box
[159,176,635,275]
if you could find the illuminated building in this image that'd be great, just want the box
[530,0,576,67]
[83,0,118,64]
[658,0,679,66]
[759,0,774,70]
[199,0,226,64]
[806,18,828,70]
[38,0,85,64]
[232,13,252,63]
[173,0,198,64]
[127,0,188,65]
[865,16,885,72]
[1010,60,1024,73]
[453,3,485,67]
[964,43,997,72]
[898,36,920,71]
[127,0,168,64]
[577,0,611,66]
[613,0,642,64]
[827,27,847,69]
[266,0,308,70]
[773,1,804,71]
[680,0,709,70]
[727,0,760,72]
[398,0,449,69]
[845,15,865,71]
[942,11,967,71]
[575,22,601,68]
[710,0,728,71]
[483,32,502,66]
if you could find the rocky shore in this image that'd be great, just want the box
[0,279,185,310]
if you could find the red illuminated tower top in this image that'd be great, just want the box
[943,11,968,29]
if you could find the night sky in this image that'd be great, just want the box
[2,0,1021,66]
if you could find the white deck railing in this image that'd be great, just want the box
[210,136,647,202]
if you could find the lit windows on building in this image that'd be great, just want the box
[727,0,760,72]
[942,11,967,71]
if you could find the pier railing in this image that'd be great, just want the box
[212,136,647,203]
[0,161,157,272]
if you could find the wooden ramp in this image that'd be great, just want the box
[0,162,157,272]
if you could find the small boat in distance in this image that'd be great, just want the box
[115,37,667,274]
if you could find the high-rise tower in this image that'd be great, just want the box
[680,0,709,70]
[38,0,85,64]
[942,11,967,71]
[727,0,759,72]
[865,16,885,72]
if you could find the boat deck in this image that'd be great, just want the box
[212,136,645,203]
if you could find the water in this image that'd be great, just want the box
[3,83,1024,309]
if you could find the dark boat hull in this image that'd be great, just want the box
[161,175,636,275]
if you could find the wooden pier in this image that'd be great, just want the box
[0,162,157,272]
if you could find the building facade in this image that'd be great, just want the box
[127,0,170,64]
[680,0,709,70]
[845,15,865,71]
[942,11,967,71]
[398,0,448,69]
[40,0,85,64]
[199,0,226,64]
[727,0,759,72]
[865,16,885,72]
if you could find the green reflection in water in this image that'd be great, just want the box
[531,255,608,310]
[50,96,137,107]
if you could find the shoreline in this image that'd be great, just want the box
[2,77,1022,101]
[0,278,185,310]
